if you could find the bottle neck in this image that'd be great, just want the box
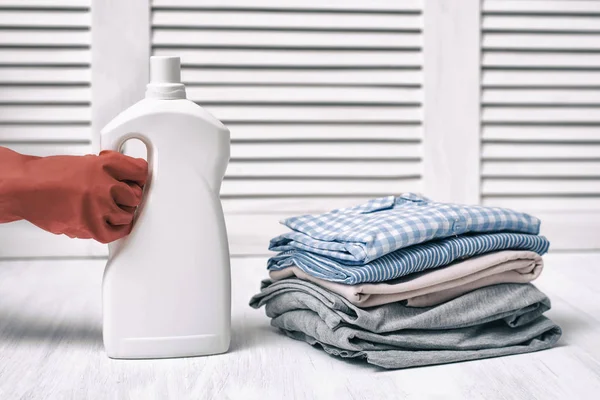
[145,83,186,100]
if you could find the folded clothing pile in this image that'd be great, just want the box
[250,193,562,369]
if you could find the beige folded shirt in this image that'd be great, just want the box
[269,250,543,308]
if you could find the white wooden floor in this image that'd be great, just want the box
[0,253,599,399]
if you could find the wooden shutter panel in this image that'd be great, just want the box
[0,0,91,148]
[152,0,424,254]
[0,0,103,257]
[481,0,600,250]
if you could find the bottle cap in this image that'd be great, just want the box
[146,56,186,99]
[150,56,181,84]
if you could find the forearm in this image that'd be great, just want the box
[0,147,39,223]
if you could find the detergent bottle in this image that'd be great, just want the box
[100,56,231,359]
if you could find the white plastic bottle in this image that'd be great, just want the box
[100,56,231,359]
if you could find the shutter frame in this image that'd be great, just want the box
[0,0,104,258]
[480,0,600,250]
[423,0,481,204]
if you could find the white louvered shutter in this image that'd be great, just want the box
[151,0,425,254]
[7,0,595,258]
[0,0,102,256]
[480,0,600,249]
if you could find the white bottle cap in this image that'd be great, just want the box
[146,56,186,99]
[150,56,181,84]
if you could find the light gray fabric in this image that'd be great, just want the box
[249,279,562,369]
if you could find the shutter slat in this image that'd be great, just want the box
[482,179,600,195]
[0,49,90,65]
[0,68,89,83]
[0,10,89,28]
[483,15,600,32]
[0,0,90,8]
[0,105,90,122]
[0,86,90,103]
[481,197,600,211]
[229,124,421,141]
[1,143,91,157]
[206,105,420,123]
[483,89,600,105]
[221,178,421,197]
[153,30,419,48]
[152,0,422,12]
[482,125,600,142]
[188,86,420,104]
[483,126,600,142]
[482,107,600,123]
[483,33,600,50]
[230,142,421,160]
[182,69,421,85]
[0,125,89,141]
[0,30,90,46]
[483,1,600,14]
[483,71,600,87]
[153,10,420,30]
[483,161,600,177]
[227,161,420,178]
[222,197,375,213]
[482,143,600,160]
[483,52,600,68]
[154,48,421,67]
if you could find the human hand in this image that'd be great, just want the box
[6,150,148,243]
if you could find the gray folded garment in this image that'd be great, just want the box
[249,279,562,369]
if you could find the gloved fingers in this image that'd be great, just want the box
[92,206,134,243]
[118,205,137,214]
[105,205,135,226]
[100,150,148,187]
[84,189,137,243]
[94,223,131,244]
[124,180,144,198]
[110,181,143,208]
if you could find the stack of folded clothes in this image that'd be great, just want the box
[250,193,562,369]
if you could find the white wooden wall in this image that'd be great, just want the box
[0,0,598,258]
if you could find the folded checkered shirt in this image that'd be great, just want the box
[270,193,542,265]
[268,232,550,285]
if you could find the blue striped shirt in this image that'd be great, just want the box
[270,193,541,265]
[268,232,550,285]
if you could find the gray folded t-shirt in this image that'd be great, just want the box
[249,279,562,369]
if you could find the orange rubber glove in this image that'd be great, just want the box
[0,147,148,243]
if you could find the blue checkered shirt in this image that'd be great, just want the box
[268,232,550,285]
[270,193,541,265]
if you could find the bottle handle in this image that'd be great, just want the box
[101,131,154,247]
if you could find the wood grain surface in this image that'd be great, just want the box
[0,253,599,399]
